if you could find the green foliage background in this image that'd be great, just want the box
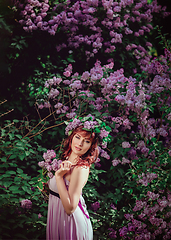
[0,0,171,239]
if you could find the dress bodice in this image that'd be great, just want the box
[48,175,69,193]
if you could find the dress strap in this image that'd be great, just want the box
[78,200,90,219]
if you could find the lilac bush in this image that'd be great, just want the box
[35,48,171,238]
[10,0,171,239]
[14,0,170,73]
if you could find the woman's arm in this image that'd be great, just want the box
[55,162,89,215]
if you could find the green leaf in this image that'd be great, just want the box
[9,186,19,191]
[19,155,25,160]
[7,171,16,175]
[17,168,23,174]
[3,181,13,188]
[1,157,7,162]
[16,134,22,139]
[9,154,17,159]
[100,179,106,184]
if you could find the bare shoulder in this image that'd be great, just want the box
[70,165,90,186]
[72,165,90,175]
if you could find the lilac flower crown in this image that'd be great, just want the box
[64,115,111,149]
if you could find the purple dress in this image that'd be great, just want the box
[46,176,93,240]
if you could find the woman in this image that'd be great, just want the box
[46,116,111,240]
[46,127,98,239]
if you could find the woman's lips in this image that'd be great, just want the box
[75,146,82,151]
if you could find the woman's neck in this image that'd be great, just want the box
[68,151,79,165]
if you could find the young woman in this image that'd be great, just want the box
[46,125,99,240]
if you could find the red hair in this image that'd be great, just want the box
[61,126,99,167]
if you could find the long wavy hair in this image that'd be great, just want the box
[61,125,99,167]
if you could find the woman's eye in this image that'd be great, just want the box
[75,136,80,139]
[86,140,90,143]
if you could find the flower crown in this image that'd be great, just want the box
[64,115,111,148]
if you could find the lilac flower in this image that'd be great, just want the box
[38,103,44,109]
[48,172,54,179]
[83,121,94,130]
[44,102,51,108]
[108,228,117,238]
[122,141,131,148]
[91,201,100,212]
[65,118,81,135]
[46,165,52,172]
[119,226,128,237]
[128,148,137,160]
[133,200,147,211]
[38,161,45,167]
[141,147,149,157]
[38,213,42,218]
[100,149,110,159]
[157,197,168,209]
[137,172,158,186]
[66,111,77,119]
[124,213,133,220]
[123,119,130,126]
[110,203,117,210]
[149,216,163,227]
[101,141,107,149]
[52,159,60,171]
[21,199,32,209]
[81,71,90,81]
[48,88,59,98]
[128,223,135,232]
[112,159,121,166]
[99,129,109,138]
[43,150,56,161]
[95,158,101,167]
[121,157,130,164]
[147,191,159,200]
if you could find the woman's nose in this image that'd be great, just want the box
[78,139,83,146]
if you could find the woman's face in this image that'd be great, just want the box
[71,132,92,156]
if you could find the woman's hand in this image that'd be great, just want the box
[55,160,72,179]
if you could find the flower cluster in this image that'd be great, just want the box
[20,199,32,209]
[121,190,171,239]
[108,228,117,239]
[15,0,170,62]
[38,150,62,178]
[90,201,100,212]
[137,172,158,186]
[112,157,130,167]
[65,115,111,149]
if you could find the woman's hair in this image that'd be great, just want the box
[61,125,99,167]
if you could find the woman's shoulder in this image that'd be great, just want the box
[71,165,90,180]
[69,165,90,188]
[73,165,90,172]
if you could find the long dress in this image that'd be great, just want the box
[46,176,93,240]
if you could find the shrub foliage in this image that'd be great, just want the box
[0,0,171,239]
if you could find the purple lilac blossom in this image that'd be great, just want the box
[122,141,131,148]
[119,226,128,237]
[48,172,54,179]
[112,159,121,166]
[20,199,32,209]
[65,118,82,135]
[38,213,42,218]
[108,228,117,238]
[137,172,158,186]
[91,201,100,212]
